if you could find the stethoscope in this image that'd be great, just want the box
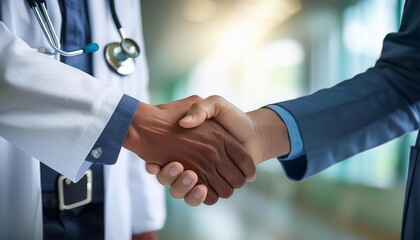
[25,0,140,76]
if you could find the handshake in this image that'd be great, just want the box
[123,95,290,206]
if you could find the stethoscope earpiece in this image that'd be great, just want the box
[83,43,100,54]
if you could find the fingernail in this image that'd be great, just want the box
[182,175,193,185]
[147,167,158,175]
[181,115,193,122]
[247,174,257,182]
[169,166,181,177]
[193,190,202,199]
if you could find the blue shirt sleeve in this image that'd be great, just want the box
[265,104,304,160]
[85,94,139,164]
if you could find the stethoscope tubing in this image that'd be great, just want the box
[109,0,125,39]
[38,2,60,49]
[27,0,94,56]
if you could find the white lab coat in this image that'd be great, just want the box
[0,1,165,239]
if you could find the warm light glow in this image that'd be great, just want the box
[213,0,302,61]
[181,0,304,111]
[183,0,217,22]
[261,39,304,67]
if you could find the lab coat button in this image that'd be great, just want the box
[91,147,102,159]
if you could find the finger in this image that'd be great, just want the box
[169,170,199,199]
[156,162,184,186]
[216,157,246,189]
[179,95,231,128]
[247,172,257,182]
[178,101,211,129]
[208,172,234,199]
[203,186,219,205]
[179,96,250,144]
[145,163,161,174]
[184,185,207,207]
[225,133,257,181]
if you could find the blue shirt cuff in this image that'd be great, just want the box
[85,94,139,164]
[265,105,304,160]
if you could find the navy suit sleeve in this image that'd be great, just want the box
[272,0,420,181]
[85,94,139,164]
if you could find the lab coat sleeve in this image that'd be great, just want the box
[128,157,166,234]
[272,0,420,181]
[0,22,124,182]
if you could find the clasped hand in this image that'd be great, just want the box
[123,96,258,205]
[125,95,289,206]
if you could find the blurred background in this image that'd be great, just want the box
[140,0,412,239]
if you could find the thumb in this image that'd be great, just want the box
[179,98,216,128]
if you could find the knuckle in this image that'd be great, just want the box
[190,102,202,111]
[208,95,222,102]
[201,144,220,160]
[189,95,202,102]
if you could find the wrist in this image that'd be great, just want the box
[123,102,147,156]
[247,108,290,164]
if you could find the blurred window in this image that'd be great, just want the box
[322,0,412,187]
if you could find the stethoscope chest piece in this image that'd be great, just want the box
[104,42,137,76]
